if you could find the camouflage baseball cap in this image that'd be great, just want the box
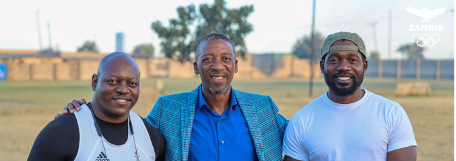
[321,31,366,59]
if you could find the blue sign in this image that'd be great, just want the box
[116,32,124,52]
[0,63,6,80]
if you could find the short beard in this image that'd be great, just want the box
[209,85,229,94]
[324,71,364,97]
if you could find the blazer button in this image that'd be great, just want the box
[221,140,225,144]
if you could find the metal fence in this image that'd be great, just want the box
[365,59,453,79]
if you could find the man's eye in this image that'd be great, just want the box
[224,57,231,61]
[129,82,137,86]
[107,80,115,83]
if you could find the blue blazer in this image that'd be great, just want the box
[146,85,288,161]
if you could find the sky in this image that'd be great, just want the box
[0,0,453,59]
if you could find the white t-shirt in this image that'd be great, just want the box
[283,89,417,161]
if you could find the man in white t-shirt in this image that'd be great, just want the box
[283,32,417,161]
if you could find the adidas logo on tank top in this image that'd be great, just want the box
[96,151,110,161]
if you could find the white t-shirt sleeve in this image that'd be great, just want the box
[283,114,308,161]
[387,103,418,152]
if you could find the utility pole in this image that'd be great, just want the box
[309,0,316,97]
[368,21,378,52]
[36,10,43,51]
[47,21,52,51]
[388,10,392,59]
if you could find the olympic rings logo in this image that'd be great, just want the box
[411,34,440,47]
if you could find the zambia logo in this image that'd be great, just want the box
[406,7,446,22]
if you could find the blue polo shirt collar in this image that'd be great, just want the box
[197,85,238,111]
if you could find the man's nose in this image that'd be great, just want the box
[116,82,130,94]
[337,60,351,71]
[211,58,224,71]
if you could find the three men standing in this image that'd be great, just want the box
[41,32,417,161]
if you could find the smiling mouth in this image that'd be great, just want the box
[337,77,351,80]
[211,76,224,80]
[116,99,128,102]
[113,98,130,104]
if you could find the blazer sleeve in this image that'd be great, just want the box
[146,97,163,129]
[267,96,289,139]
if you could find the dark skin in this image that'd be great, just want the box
[193,39,238,115]
[91,54,140,123]
[284,40,416,161]
[320,40,367,104]
[55,54,140,123]
[55,39,238,117]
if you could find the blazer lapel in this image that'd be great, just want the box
[234,89,264,161]
[181,85,199,161]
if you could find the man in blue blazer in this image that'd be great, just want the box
[146,33,287,161]
[59,33,288,161]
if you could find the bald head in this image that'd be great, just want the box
[97,52,140,78]
[91,52,141,123]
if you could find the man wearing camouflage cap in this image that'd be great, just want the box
[283,32,417,161]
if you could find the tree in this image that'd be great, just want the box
[151,4,196,62]
[369,51,380,59]
[132,43,155,57]
[292,31,324,60]
[397,43,425,59]
[77,40,99,52]
[151,0,254,62]
[292,31,323,97]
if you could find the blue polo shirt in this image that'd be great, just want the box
[188,86,258,161]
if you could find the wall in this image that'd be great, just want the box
[1,56,452,81]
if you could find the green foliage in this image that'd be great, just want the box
[292,31,324,60]
[132,43,155,57]
[151,0,254,63]
[397,43,425,59]
[77,40,99,52]
[370,51,380,59]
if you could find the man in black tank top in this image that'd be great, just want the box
[28,52,165,161]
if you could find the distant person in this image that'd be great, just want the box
[29,52,165,161]
[57,33,288,160]
[283,32,417,161]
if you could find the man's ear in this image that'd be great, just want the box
[193,61,200,75]
[320,60,325,74]
[363,59,368,73]
[234,59,238,73]
[92,74,98,91]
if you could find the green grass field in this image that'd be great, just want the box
[0,78,453,160]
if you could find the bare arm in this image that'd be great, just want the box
[387,146,417,161]
[53,99,86,119]
[284,155,301,161]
